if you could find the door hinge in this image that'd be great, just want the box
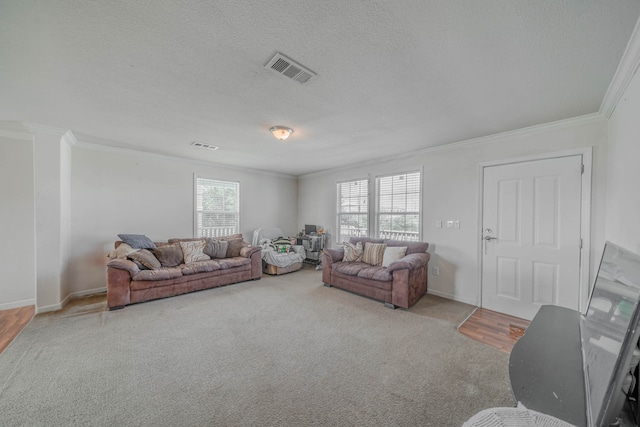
[580,238,583,249]
[581,164,585,174]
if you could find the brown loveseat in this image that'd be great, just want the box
[322,237,430,309]
[107,236,262,310]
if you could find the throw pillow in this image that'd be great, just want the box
[342,241,363,262]
[108,242,138,259]
[204,238,229,259]
[362,242,386,266]
[117,234,156,249]
[127,249,161,270]
[272,237,292,246]
[180,240,211,264]
[226,238,244,258]
[152,243,184,267]
[381,246,407,268]
[219,233,243,241]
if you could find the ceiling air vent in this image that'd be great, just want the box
[265,52,316,84]
[191,141,219,151]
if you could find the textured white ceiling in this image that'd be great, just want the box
[1,1,639,176]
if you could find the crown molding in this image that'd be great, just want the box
[22,122,71,137]
[61,130,79,146]
[0,121,33,141]
[600,17,640,118]
[300,113,605,179]
[73,140,297,179]
[0,122,79,145]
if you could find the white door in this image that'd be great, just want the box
[481,155,582,320]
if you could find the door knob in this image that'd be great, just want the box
[484,235,498,241]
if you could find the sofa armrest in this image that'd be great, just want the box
[386,252,430,272]
[244,246,262,280]
[240,245,262,258]
[323,247,344,263]
[107,258,140,276]
[107,262,134,309]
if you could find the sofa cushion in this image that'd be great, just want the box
[152,243,184,267]
[382,246,407,267]
[334,261,369,276]
[132,267,183,281]
[362,242,386,266]
[180,260,222,275]
[342,241,363,262]
[180,240,211,264]
[217,256,252,269]
[385,239,428,254]
[127,249,161,270]
[226,238,244,258]
[357,265,393,282]
[117,234,156,249]
[204,238,229,259]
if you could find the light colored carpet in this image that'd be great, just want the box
[0,268,514,426]
[408,293,476,327]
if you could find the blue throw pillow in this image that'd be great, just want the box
[117,234,155,249]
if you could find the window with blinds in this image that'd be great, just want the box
[336,179,369,243]
[195,178,239,238]
[375,171,421,241]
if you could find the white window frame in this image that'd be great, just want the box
[194,175,240,238]
[336,178,370,244]
[374,170,422,242]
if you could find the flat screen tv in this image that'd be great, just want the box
[581,242,640,426]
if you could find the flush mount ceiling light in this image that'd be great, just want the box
[270,126,293,141]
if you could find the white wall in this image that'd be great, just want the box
[298,117,609,305]
[69,144,298,294]
[32,127,74,312]
[606,64,640,254]
[0,134,36,309]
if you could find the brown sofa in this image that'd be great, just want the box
[107,237,262,310]
[322,237,430,309]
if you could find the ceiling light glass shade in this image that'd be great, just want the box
[270,126,293,140]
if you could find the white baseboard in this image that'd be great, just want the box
[427,288,477,306]
[0,298,36,311]
[36,287,107,314]
[70,287,107,299]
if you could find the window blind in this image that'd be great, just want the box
[336,179,369,243]
[375,171,420,241]
[195,178,240,238]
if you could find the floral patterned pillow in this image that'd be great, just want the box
[179,240,211,264]
[342,241,363,262]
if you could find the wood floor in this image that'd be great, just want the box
[0,305,35,355]
[458,308,531,353]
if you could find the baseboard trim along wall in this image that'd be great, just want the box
[426,289,476,307]
[0,298,36,312]
[36,287,107,314]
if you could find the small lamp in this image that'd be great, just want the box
[270,126,293,140]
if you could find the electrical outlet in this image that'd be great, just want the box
[432,266,440,276]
